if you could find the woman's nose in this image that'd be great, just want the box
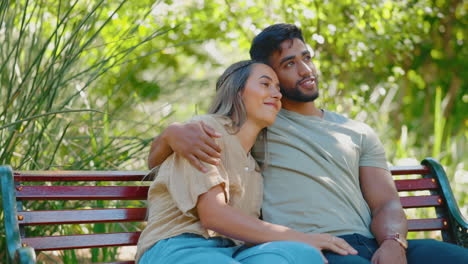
[271,87,282,99]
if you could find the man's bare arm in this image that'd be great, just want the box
[148,121,222,172]
[360,166,408,264]
[147,131,175,169]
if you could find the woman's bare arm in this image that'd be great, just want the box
[197,185,358,260]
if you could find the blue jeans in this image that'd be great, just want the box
[139,233,323,264]
[323,233,468,264]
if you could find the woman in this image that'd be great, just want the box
[136,61,353,264]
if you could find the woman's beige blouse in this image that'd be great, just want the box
[136,114,263,261]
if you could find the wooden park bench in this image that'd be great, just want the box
[1,157,467,263]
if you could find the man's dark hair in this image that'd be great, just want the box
[249,23,305,64]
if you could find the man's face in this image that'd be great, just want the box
[268,38,319,102]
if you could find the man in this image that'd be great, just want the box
[147,24,467,263]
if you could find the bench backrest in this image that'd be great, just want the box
[1,157,466,263]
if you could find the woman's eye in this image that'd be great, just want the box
[261,82,269,87]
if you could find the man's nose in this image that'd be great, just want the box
[298,61,313,77]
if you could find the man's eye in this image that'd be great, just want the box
[286,61,294,67]
[304,56,311,61]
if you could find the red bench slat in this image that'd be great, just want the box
[400,195,443,208]
[14,171,149,181]
[16,186,149,200]
[389,165,430,175]
[408,218,448,231]
[395,178,438,191]
[13,166,430,180]
[22,232,141,251]
[18,208,147,225]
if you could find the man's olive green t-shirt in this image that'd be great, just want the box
[252,109,388,238]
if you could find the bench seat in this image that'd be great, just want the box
[1,157,467,263]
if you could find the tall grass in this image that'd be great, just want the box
[0,0,171,262]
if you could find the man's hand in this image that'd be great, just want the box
[163,121,222,172]
[371,240,407,264]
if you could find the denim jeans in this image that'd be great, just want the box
[139,233,323,264]
[323,233,468,264]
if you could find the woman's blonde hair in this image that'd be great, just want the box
[208,60,270,170]
[208,60,256,133]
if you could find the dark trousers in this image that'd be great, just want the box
[323,233,468,264]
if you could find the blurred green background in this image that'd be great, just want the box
[1,0,466,262]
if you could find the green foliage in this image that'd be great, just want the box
[0,0,172,262]
[0,0,171,170]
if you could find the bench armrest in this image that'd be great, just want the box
[423,158,468,247]
[1,166,25,262]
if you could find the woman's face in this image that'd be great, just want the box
[241,63,282,127]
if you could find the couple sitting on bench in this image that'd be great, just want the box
[136,23,468,264]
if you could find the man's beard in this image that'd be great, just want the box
[280,78,319,102]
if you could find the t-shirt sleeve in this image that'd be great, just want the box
[359,124,389,170]
[163,115,230,217]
